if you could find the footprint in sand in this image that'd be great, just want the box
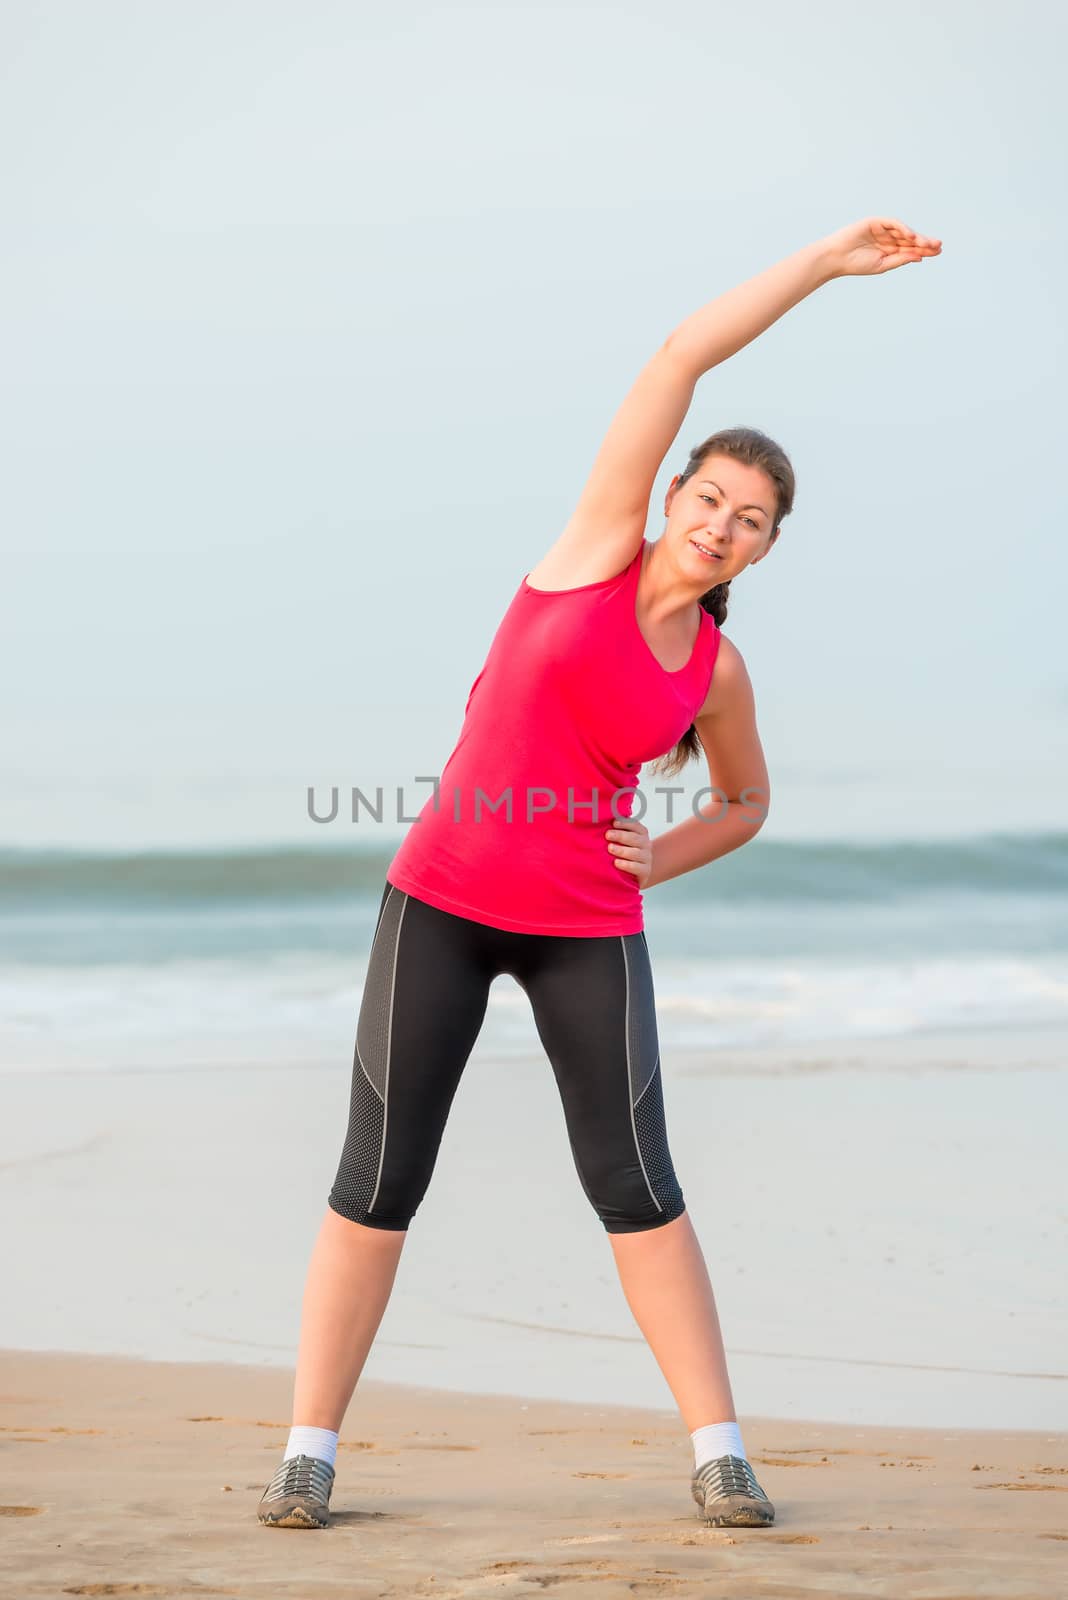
[550,1560,634,1574]
[524,1428,582,1435]
[187,1416,287,1428]
[630,1530,738,1548]
[483,1567,684,1590]
[0,1506,43,1517]
[765,1446,903,1458]
[554,1534,620,1545]
[976,1481,1068,1492]
[400,1443,479,1451]
[0,1426,106,1436]
[61,1588,171,1597]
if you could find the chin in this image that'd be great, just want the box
[685,541,726,578]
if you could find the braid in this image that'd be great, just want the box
[700,579,731,627]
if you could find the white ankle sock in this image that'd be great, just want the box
[691,1419,747,1470]
[284,1424,339,1470]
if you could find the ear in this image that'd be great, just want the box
[749,526,780,567]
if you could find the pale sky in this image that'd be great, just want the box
[2,0,1065,848]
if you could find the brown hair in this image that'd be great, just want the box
[647,425,795,780]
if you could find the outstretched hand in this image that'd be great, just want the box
[824,216,942,278]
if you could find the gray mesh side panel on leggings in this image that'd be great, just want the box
[329,885,405,1220]
[633,1061,683,1213]
[622,933,684,1219]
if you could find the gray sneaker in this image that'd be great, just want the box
[257,1453,336,1528]
[691,1453,775,1527]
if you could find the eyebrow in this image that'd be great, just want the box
[698,479,770,518]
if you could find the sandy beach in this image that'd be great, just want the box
[1,1346,1066,1598]
[2,1022,1067,1593]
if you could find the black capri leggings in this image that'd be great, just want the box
[328,882,686,1235]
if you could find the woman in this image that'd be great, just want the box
[259,216,942,1531]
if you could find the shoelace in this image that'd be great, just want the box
[265,1454,334,1501]
[694,1454,769,1501]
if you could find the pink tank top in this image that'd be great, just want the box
[385,537,721,936]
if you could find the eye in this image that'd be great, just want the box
[699,493,759,529]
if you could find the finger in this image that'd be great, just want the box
[870,218,912,244]
[882,219,942,250]
[874,250,920,273]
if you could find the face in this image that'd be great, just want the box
[663,454,780,585]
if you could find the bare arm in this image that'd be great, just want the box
[645,637,770,888]
[529,217,940,591]
[527,239,837,589]
[662,238,837,381]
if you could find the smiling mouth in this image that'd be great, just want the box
[690,539,724,562]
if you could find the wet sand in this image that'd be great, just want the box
[4,1030,1066,1432]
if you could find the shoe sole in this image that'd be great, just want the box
[698,1501,775,1527]
[692,1487,775,1527]
[258,1502,330,1529]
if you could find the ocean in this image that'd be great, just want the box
[3,830,1067,1072]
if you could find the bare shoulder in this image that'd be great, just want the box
[694,632,755,723]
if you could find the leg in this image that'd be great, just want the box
[293,885,494,1431]
[608,1211,737,1432]
[291,1208,407,1430]
[521,929,736,1431]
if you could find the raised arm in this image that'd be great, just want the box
[527,218,940,591]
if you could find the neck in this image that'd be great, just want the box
[645,536,709,622]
